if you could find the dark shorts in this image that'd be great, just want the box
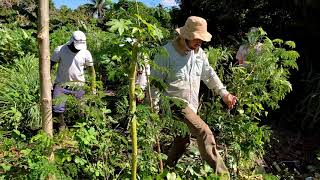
[52,85,85,113]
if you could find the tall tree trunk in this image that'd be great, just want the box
[129,43,138,180]
[38,2,55,179]
[38,0,53,137]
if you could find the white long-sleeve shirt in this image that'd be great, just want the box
[151,42,229,113]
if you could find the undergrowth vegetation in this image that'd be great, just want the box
[0,1,302,179]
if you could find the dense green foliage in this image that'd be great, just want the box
[1,0,316,179]
[200,28,299,176]
[0,26,37,64]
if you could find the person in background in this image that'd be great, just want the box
[50,30,96,130]
[136,58,150,91]
[236,27,263,66]
[151,16,237,179]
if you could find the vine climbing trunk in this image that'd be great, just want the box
[38,0,52,137]
[129,42,139,180]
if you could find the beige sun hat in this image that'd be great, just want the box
[175,16,212,42]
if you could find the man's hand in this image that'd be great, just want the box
[223,93,237,110]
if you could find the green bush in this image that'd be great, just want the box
[0,88,164,179]
[0,26,37,65]
[199,28,299,175]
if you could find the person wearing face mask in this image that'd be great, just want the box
[50,31,96,130]
[151,16,237,179]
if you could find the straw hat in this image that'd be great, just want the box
[175,16,212,42]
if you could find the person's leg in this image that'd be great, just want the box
[164,101,191,167]
[166,135,190,167]
[181,107,230,179]
[52,85,68,130]
[58,113,66,130]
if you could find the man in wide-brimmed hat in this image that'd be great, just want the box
[151,16,236,178]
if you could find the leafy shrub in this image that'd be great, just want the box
[0,26,37,64]
[198,28,299,175]
[0,87,164,179]
[0,130,72,179]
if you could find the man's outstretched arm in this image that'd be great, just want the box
[201,55,237,109]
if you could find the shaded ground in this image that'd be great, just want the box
[264,128,320,179]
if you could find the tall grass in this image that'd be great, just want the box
[0,55,41,130]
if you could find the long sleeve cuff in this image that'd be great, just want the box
[219,89,229,98]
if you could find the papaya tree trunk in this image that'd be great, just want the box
[38,0,54,179]
[38,0,52,137]
[129,43,139,180]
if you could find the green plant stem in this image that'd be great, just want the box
[156,135,163,172]
[89,65,96,92]
[145,63,163,172]
[129,42,138,180]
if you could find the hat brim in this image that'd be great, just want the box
[176,27,212,42]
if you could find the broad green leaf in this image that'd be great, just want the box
[285,41,296,48]
[106,19,132,36]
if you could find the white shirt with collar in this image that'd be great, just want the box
[152,42,229,113]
